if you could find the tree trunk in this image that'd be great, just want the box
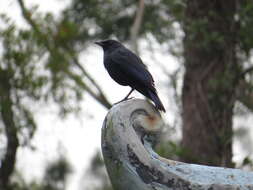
[181,0,238,167]
[0,71,19,190]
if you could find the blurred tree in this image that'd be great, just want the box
[63,0,253,167]
[1,0,253,189]
[0,14,43,189]
[80,151,112,190]
[181,0,238,166]
[181,0,253,167]
[0,0,111,188]
[63,0,253,168]
[42,155,72,190]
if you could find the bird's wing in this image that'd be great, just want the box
[110,47,155,89]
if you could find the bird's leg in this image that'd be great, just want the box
[122,88,134,100]
[114,89,134,105]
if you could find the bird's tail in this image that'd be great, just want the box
[148,90,166,112]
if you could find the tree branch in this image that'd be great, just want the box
[65,69,111,109]
[130,0,145,53]
[240,66,253,80]
[71,56,111,108]
[17,0,112,109]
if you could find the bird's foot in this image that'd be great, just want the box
[113,97,134,105]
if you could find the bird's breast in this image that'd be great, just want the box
[104,59,129,86]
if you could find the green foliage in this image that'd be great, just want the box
[43,156,72,190]
[0,2,93,188]
[238,2,253,55]
[156,141,199,162]
[1,0,253,189]
[241,157,253,169]
[63,0,184,43]
[0,10,85,150]
[0,15,42,144]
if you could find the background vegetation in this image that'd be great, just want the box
[1,0,253,189]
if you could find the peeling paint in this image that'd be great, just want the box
[102,99,253,190]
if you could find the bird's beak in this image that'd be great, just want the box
[95,41,103,46]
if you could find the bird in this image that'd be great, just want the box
[95,39,166,112]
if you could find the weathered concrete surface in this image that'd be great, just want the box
[101,99,253,190]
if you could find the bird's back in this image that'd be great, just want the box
[104,46,154,88]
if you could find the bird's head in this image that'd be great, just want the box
[95,40,122,51]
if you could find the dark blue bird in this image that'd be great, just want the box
[95,39,165,112]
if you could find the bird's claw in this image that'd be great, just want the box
[124,97,134,101]
[113,97,134,105]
